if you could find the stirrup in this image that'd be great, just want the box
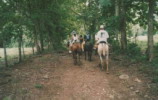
[99,41,106,44]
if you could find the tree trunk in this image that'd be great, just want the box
[40,34,44,52]
[89,19,96,43]
[32,40,35,55]
[135,29,138,44]
[115,0,119,17]
[115,0,120,44]
[32,46,35,55]
[34,26,41,54]
[147,0,154,62]
[120,0,127,51]
[3,40,8,67]
[40,20,44,52]
[18,34,22,62]
[47,24,54,50]
[22,36,25,58]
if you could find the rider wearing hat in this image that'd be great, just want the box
[95,25,109,44]
[84,32,91,42]
[72,33,79,43]
[68,31,79,53]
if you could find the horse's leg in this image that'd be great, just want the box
[74,52,77,65]
[82,42,84,52]
[105,44,109,73]
[73,52,75,64]
[88,51,90,61]
[72,51,74,59]
[76,53,78,64]
[69,47,71,53]
[99,55,103,70]
[79,53,81,65]
[79,42,83,56]
[72,52,75,64]
[76,51,78,65]
[90,51,92,61]
[106,55,109,74]
[85,51,86,60]
[98,44,103,70]
[95,48,98,55]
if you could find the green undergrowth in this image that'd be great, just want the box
[112,41,158,86]
[34,84,43,89]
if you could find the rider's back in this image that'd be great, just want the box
[96,30,109,43]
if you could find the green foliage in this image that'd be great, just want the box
[152,59,158,68]
[126,43,142,58]
[0,0,74,50]
[34,84,43,89]
[99,0,111,7]
[154,43,158,54]
[0,0,157,57]
[2,96,12,100]
[140,31,147,36]
[152,74,158,83]
[139,44,158,84]
[110,40,121,54]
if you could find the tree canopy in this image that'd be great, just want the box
[0,0,158,65]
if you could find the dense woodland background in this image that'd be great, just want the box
[0,0,158,82]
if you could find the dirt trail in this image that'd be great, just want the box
[0,52,154,100]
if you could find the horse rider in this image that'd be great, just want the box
[68,31,78,53]
[72,33,79,43]
[79,35,85,52]
[84,32,91,42]
[79,35,84,43]
[95,25,109,47]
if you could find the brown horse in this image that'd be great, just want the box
[70,42,82,65]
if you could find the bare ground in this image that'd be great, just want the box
[0,52,156,100]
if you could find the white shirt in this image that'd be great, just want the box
[72,35,79,42]
[96,30,109,42]
[95,34,98,41]
[73,35,78,40]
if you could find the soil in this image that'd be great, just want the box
[0,52,157,100]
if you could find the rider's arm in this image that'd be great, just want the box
[104,30,109,39]
[95,31,100,41]
[106,32,109,39]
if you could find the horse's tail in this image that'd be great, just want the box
[99,43,108,57]
[104,43,109,54]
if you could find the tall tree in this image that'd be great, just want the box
[3,39,8,67]
[115,0,120,42]
[147,0,155,62]
[120,0,127,51]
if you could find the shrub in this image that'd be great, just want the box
[110,40,121,54]
[127,43,142,58]
[34,84,43,89]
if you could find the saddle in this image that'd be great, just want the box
[99,41,107,44]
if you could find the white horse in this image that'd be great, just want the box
[98,42,109,73]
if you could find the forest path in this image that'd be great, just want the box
[1,52,152,100]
